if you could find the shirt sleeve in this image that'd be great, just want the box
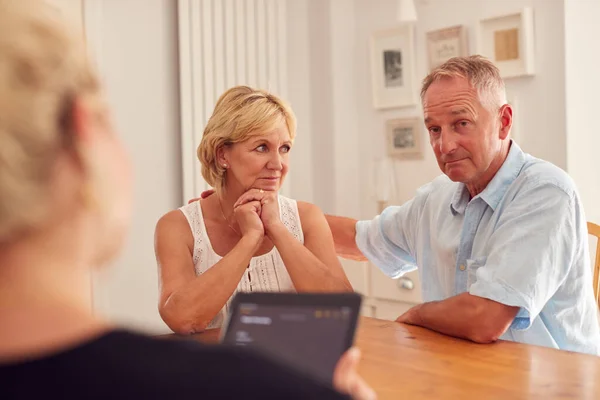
[355,195,424,279]
[469,181,580,331]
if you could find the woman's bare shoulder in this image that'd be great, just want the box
[154,206,195,246]
[295,200,326,229]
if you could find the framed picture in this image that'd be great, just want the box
[386,118,423,159]
[478,8,535,78]
[426,25,468,70]
[370,25,416,109]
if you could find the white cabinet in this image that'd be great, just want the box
[370,264,422,304]
[368,264,421,321]
[340,259,370,295]
[370,299,413,321]
[343,260,422,322]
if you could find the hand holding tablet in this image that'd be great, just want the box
[221,292,363,384]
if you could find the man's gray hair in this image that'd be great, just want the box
[421,55,507,111]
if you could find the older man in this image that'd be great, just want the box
[329,56,600,355]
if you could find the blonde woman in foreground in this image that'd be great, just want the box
[155,86,353,333]
[0,1,374,399]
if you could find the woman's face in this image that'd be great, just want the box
[222,119,292,193]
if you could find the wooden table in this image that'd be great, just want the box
[184,317,600,399]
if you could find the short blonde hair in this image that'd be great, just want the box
[0,0,101,241]
[198,86,297,192]
[421,55,506,110]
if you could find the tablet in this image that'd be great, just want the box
[220,292,362,384]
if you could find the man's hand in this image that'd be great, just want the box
[394,294,519,344]
[187,189,215,204]
[395,303,423,325]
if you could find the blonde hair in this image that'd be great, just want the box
[421,55,506,110]
[198,86,297,192]
[0,0,102,241]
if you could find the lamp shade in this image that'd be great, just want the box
[397,0,417,23]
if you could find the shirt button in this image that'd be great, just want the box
[459,264,466,271]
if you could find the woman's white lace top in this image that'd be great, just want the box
[178,195,303,328]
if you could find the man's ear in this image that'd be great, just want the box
[498,103,513,140]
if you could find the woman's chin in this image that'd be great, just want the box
[254,180,280,191]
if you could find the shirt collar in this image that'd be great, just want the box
[450,141,527,215]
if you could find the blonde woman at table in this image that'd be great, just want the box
[0,2,375,399]
[154,86,353,334]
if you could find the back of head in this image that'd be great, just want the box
[198,86,297,193]
[0,0,101,242]
[421,55,506,110]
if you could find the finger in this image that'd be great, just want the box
[248,200,262,214]
[234,200,262,214]
[251,187,276,193]
[234,195,260,208]
[233,190,259,208]
[264,193,278,204]
[200,190,215,199]
[234,191,267,208]
[334,349,376,400]
[333,347,360,394]
[349,376,377,400]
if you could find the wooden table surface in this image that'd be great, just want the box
[184,316,600,399]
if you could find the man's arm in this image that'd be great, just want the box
[397,180,580,344]
[325,215,367,261]
[396,293,519,343]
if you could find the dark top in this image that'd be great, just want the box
[0,330,349,399]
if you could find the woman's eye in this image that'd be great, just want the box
[280,145,291,153]
[256,144,268,152]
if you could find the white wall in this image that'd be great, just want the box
[286,0,370,294]
[286,0,314,204]
[564,0,600,264]
[565,0,600,226]
[92,0,181,334]
[306,0,337,214]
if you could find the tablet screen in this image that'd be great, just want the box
[221,293,361,384]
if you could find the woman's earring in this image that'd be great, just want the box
[222,163,228,168]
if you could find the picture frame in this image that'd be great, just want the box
[478,7,535,78]
[386,118,423,159]
[370,25,416,109]
[426,25,469,71]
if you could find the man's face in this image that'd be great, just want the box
[423,77,510,186]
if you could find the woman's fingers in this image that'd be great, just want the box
[233,188,274,208]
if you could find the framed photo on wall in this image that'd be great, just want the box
[478,7,535,78]
[386,118,423,159]
[370,25,416,109]
[426,25,468,70]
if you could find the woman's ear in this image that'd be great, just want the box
[65,97,95,175]
[216,145,229,168]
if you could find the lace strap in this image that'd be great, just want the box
[278,196,304,243]
[178,201,206,265]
